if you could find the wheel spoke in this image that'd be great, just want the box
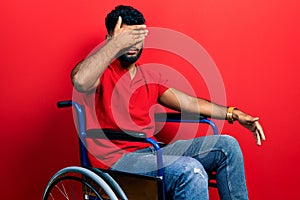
[54,183,69,199]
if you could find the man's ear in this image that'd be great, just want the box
[106,34,112,42]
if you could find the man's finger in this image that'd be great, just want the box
[131,29,149,36]
[252,117,259,122]
[114,16,122,31]
[255,132,262,146]
[256,121,266,141]
[126,24,147,30]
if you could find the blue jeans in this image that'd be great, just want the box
[111,135,248,200]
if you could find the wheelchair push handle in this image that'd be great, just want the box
[57,100,73,108]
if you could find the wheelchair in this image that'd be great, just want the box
[42,100,219,200]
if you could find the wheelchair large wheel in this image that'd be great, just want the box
[43,166,122,200]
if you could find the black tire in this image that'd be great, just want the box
[43,166,122,200]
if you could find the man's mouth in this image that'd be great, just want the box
[126,48,138,55]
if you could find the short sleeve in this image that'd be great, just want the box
[157,73,169,97]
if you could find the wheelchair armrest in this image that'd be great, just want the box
[155,112,206,122]
[155,112,218,135]
[57,100,73,108]
[86,129,147,142]
[85,129,161,157]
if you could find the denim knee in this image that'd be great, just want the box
[218,135,244,160]
[165,157,209,199]
[178,157,208,180]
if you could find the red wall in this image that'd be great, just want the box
[1,0,300,199]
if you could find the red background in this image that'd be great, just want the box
[1,0,299,199]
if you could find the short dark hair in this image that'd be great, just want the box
[105,5,145,35]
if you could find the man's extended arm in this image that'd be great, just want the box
[71,17,148,92]
[159,88,266,145]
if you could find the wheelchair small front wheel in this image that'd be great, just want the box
[43,166,121,200]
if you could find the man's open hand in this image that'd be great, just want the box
[234,110,266,146]
[109,16,148,51]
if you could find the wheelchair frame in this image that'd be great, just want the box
[42,100,219,200]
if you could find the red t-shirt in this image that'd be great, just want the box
[84,60,169,169]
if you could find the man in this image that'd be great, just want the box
[71,5,265,200]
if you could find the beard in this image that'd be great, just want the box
[118,48,143,65]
